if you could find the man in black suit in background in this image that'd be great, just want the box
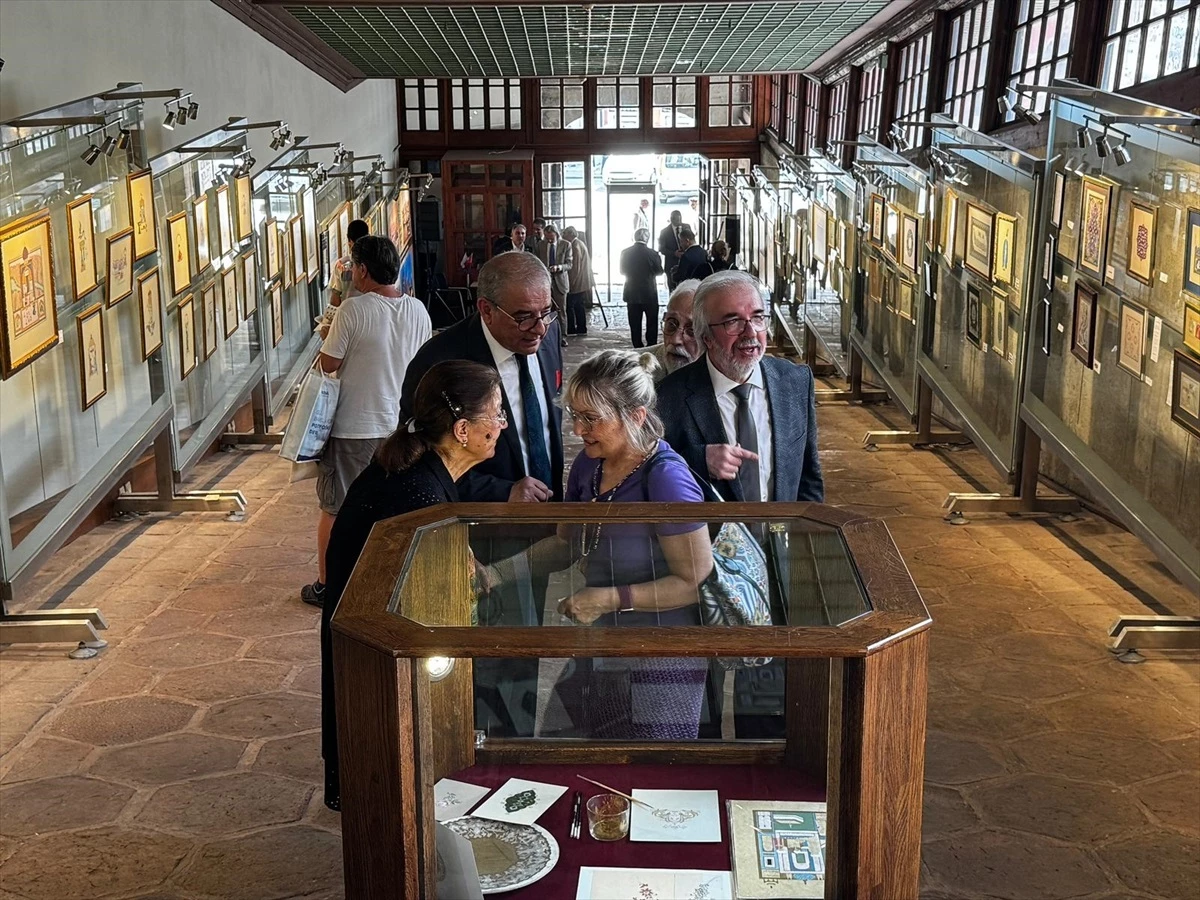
[658,209,685,289]
[400,251,564,737]
[620,227,664,347]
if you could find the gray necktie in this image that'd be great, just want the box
[731,383,760,501]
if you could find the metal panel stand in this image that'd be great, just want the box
[815,348,889,404]
[0,610,109,659]
[1108,616,1200,663]
[771,308,883,402]
[864,378,970,449]
[220,381,284,447]
[113,432,246,517]
[942,427,1079,524]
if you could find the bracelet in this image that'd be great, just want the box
[616,584,634,613]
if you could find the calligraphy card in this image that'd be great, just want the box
[433,778,491,823]
[576,868,733,900]
[435,823,484,900]
[630,789,722,842]
[471,777,567,826]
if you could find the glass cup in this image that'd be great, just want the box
[586,793,630,841]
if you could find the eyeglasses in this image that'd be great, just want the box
[472,409,508,428]
[490,302,559,332]
[565,406,606,430]
[712,313,768,336]
[661,316,694,337]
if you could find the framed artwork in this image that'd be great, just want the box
[215,185,233,258]
[869,196,884,244]
[127,170,157,260]
[941,188,958,258]
[241,252,258,318]
[991,292,1006,356]
[281,231,293,289]
[222,267,239,338]
[167,211,191,296]
[289,215,306,284]
[1124,200,1156,284]
[811,205,827,265]
[1077,176,1113,283]
[270,284,284,347]
[302,188,319,280]
[1184,301,1200,357]
[1043,236,1056,285]
[337,204,351,258]
[66,195,98,299]
[901,214,919,274]
[0,213,59,378]
[992,213,1016,285]
[193,195,211,273]
[867,255,882,301]
[319,229,332,289]
[884,204,899,260]
[1041,295,1052,356]
[1172,350,1200,438]
[881,270,892,309]
[264,219,281,280]
[137,267,163,360]
[235,175,253,242]
[965,283,982,348]
[1050,170,1065,229]
[1186,208,1200,298]
[393,188,412,254]
[1117,300,1146,377]
[399,247,415,296]
[201,283,218,360]
[897,279,914,320]
[106,228,135,307]
[75,302,107,410]
[178,295,197,379]
[1071,281,1098,367]
[964,203,994,279]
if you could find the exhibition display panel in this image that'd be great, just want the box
[803,155,859,378]
[332,503,930,900]
[1023,85,1200,593]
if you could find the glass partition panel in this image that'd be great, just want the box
[804,157,859,376]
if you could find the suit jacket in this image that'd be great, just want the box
[657,224,682,283]
[400,314,565,501]
[620,242,664,306]
[676,244,710,282]
[568,238,594,294]
[657,354,824,502]
[492,237,536,257]
[537,240,572,297]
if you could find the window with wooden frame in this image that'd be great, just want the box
[402,79,440,132]
[895,30,933,149]
[827,77,851,149]
[651,76,698,128]
[596,77,641,129]
[708,75,753,127]
[769,75,784,134]
[538,78,585,130]
[1006,0,1077,118]
[785,73,802,149]
[858,58,887,139]
[943,0,995,131]
[1099,0,1200,91]
[804,77,823,153]
[540,161,588,236]
[450,79,522,131]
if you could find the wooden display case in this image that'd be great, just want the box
[332,502,931,899]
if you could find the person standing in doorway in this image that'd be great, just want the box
[658,210,684,289]
[621,227,664,348]
[562,225,593,337]
[633,198,650,238]
[538,224,572,348]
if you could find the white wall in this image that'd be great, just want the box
[0,0,396,164]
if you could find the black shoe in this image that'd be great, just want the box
[301,581,325,607]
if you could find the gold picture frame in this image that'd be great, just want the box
[811,205,828,266]
[76,302,107,410]
[1078,176,1113,283]
[137,267,163,360]
[66,195,98,299]
[337,204,351,258]
[884,204,899,260]
[963,202,993,279]
[215,185,233,258]
[270,283,284,347]
[241,252,258,318]
[869,194,885,245]
[992,213,1016,285]
[901,213,919,274]
[991,290,1006,357]
[1117,300,1146,377]
[235,175,253,242]
[222,267,239,338]
[1125,200,1156,285]
[106,228,135,307]
[264,218,281,280]
[0,213,59,378]
[281,228,293,289]
[1182,301,1200,358]
[193,194,211,273]
[167,211,192,296]
[127,170,157,260]
[1171,350,1200,439]
[178,294,197,379]
[303,188,319,280]
[941,188,958,258]
[289,215,306,284]
[201,283,218,360]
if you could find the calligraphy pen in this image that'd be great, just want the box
[569,791,582,839]
[576,775,656,811]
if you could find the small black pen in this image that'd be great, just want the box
[569,790,583,839]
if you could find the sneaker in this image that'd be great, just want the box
[560,336,569,348]
[300,581,325,608]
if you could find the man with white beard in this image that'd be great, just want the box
[645,279,701,383]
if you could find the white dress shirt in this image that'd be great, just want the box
[706,356,774,501]
[481,318,551,476]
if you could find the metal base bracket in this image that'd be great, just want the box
[818,388,889,403]
[113,489,246,515]
[220,431,284,447]
[942,491,1081,518]
[1109,616,1200,654]
[0,607,109,650]
[864,429,971,449]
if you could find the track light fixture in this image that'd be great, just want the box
[188,99,199,119]
[100,128,118,156]
[1076,126,1092,148]
[1017,105,1041,126]
[332,144,349,165]
[997,93,1015,116]
[80,142,102,165]
[116,127,131,150]
[1113,136,1132,166]
[163,104,176,130]
[1095,129,1112,158]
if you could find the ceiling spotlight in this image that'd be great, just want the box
[1095,131,1112,158]
[1076,126,1092,148]
[1017,105,1041,126]
[116,127,131,150]
[188,100,199,119]
[1113,137,1132,166]
[997,93,1015,116]
[100,129,118,156]
[80,143,101,165]
[163,104,176,130]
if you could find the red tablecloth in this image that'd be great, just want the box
[447,761,824,898]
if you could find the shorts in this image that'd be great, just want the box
[316,436,383,515]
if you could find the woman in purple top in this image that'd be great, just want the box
[555,349,714,740]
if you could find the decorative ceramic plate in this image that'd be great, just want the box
[442,815,559,894]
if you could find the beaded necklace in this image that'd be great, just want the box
[578,447,658,570]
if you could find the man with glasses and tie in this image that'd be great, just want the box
[657,269,824,738]
[537,223,573,348]
[400,250,564,736]
[645,279,702,382]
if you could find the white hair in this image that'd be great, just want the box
[565,349,663,454]
[692,270,762,341]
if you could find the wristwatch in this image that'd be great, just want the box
[616,584,634,613]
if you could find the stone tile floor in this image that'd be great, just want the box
[0,308,1197,899]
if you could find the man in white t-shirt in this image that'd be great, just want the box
[317,219,370,339]
[301,235,432,607]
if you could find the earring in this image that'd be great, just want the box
[460,438,468,448]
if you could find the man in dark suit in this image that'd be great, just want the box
[657,269,824,738]
[620,227,664,347]
[674,226,712,282]
[537,224,573,347]
[657,209,685,289]
[491,223,536,258]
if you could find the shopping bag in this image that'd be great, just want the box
[279,369,340,462]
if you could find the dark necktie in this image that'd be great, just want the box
[731,383,761,502]
[519,355,553,487]
[549,243,556,267]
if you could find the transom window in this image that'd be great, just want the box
[402,79,440,132]
[1099,0,1200,91]
[450,79,522,131]
[858,59,887,140]
[708,75,753,127]
[1006,0,1077,117]
[597,77,640,129]
[895,31,933,149]
[785,74,802,148]
[943,0,995,131]
[769,75,784,134]
[540,161,587,237]
[652,76,698,128]
[538,78,585,130]
[827,77,851,150]
[804,76,823,154]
